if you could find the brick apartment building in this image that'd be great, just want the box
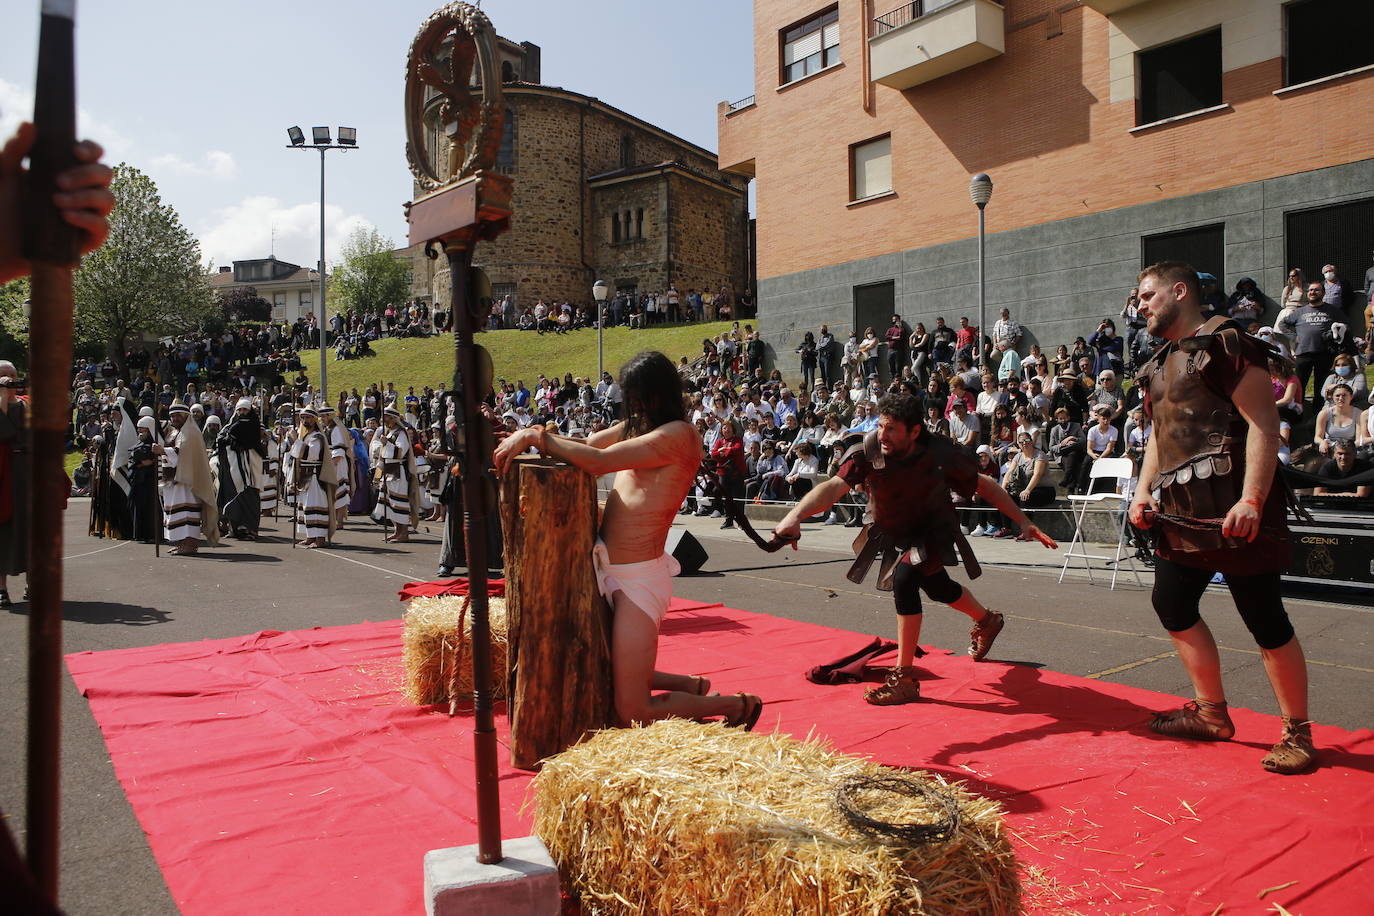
[410,38,750,312]
[718,0,1374,368]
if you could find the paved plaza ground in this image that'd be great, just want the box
[2,500,1371,914]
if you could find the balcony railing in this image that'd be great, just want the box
[726,94,756,113]
[872,1,923,36]
[871,0,1003,37]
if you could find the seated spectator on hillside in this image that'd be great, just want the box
[846,402,878,435]
[746,439,788,502]
[1091,369,1125,427]
[923,403,950,439]
[975,372,1002,431]
[995,341,1021,382]
[785,442,822,502]
[817,414,845,468]
[1315,384,1363,456]
[1314,440,1372,498]
[945,376,976,417]
[987,432,1054,539]
[1044,373,1088,425]
[963,445,1002,535]
[989,418,1016,463]
[948,400,979,449]
[1198,273,1227,319]
[1124,407,1151,464]
[1088,319,1125,377]
[1321,353,1368,409]
[954,356,981,392]
[1257,325,1291,359]
[1048,406,1087,492]
[1084,405,1119,491]
[1013,405,1044,450]
[1228,277,1263,325]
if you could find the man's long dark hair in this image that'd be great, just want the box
[619,351,686,439]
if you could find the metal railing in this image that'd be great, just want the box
[871,0,1002,37]
[872,1,925,35]
[726,94,756,113]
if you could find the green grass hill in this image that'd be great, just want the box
[301,322,737,396]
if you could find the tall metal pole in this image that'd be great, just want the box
[448,245,503,864]
[977,205,986,371]
[318,147,328,405]
[597,306,603,383]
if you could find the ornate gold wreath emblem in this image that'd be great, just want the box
[404,2,504,193]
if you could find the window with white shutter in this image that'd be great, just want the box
[781,7,840,85]
[851,135,892,201]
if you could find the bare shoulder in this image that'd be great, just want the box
[642,420,700,461]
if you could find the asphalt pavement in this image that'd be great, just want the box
[2,499,1370,914]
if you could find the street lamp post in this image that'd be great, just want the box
[592,279,609,383]
[969,173,993,371]
[287,125,357,405]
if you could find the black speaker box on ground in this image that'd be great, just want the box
[665,529,709,575]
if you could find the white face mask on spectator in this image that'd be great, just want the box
[1324,271,1336,281]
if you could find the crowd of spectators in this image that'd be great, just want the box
[485,285,753,333]
[68,266,1374,522]
[766,266,1374,533]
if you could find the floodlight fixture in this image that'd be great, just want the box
[337,127,357,146]
[287,126,305,147]
[312,126,331,145]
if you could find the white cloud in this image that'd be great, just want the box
[0,77,134,163]
[197,195,376,271]
[149,149,237,180]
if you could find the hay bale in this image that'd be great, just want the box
[531,720,1020,915]
[402,595,508,706]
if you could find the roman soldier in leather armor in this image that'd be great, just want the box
[1129,261,1316,774]
[772,392,1057,706]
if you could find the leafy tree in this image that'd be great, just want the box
[332,226,411,315]
[0,276,30,360]
[73,164,214,371]
[219,285,272,323]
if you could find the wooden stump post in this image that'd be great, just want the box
[500,456,612,769]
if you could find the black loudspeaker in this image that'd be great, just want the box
[665,529,709,575]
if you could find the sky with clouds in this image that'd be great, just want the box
[2,0,754,270]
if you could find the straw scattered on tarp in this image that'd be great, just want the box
[531,719,1021,915]
[401,594,508,706]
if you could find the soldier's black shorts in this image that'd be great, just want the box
[892,562,964,616]
[1151,556,1294,650]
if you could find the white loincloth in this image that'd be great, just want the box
[592,538,680,626]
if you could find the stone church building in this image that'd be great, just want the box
[408,38,750,311]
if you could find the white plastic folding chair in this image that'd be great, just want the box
[1057,456,1142,589]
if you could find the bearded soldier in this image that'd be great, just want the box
[216,398,267,540]
[290,407,337,548]
[156,401,219,556]
[1130,261,1315,774]
[370,406,419,543]
[320,404,353,528]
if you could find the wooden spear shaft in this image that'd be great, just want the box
[449,244,502,864]
[24,0,80,900]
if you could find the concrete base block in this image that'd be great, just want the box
[425,835,561,916]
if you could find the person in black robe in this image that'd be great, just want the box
[126,417,160,543]
[216,399,267,540]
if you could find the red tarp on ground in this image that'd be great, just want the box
[67,596,1374,915]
